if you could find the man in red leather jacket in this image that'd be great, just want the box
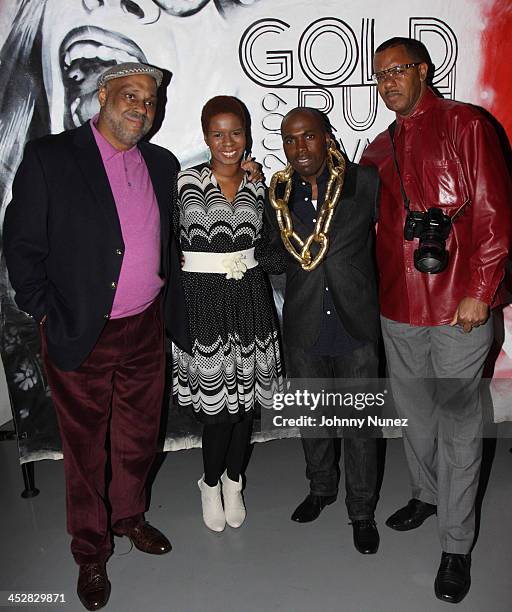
[362,37,511,604]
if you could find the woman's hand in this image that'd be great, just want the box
[241,157,264,183]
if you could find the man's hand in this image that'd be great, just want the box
[241,157,264,183]
[450,297,489,333]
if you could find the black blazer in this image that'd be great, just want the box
[4,122,190,371]
[266,161,380,350]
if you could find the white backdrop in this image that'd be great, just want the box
[0,0,510,440]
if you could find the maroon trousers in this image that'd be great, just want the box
[41,299,165,565]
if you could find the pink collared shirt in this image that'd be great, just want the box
[91,116,163,319]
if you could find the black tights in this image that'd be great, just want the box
[202,418,253,486]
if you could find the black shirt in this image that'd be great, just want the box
[289,167,365,356]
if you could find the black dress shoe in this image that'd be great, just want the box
[291,494,336,523]
[385,498,436,531]
[77,563,110,611]
[350,519,380,554]
[434,552,471,604]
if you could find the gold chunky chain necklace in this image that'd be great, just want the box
[269,141,346,271]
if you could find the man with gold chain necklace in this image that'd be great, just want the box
[265,107,381,554]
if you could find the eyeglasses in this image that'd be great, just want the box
[371,62,421,84]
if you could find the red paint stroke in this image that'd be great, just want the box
[480,0,512,139]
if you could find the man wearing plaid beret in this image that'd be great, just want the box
[4,62,191,610]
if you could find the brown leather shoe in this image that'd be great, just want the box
[77,563,110,611]
[118,521,172,555]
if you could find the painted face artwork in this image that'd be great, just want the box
[42,1,178,130]
[39,0,239,163]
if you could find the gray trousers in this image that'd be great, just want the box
[381,315,493,554]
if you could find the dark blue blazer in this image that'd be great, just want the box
[4,121,191,370]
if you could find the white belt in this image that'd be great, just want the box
[182,248,258,280]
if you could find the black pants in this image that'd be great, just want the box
[286,342,379,520]
[202,418,253,486]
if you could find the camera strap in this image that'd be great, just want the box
[388,121,410,212]
[388,121,468,222]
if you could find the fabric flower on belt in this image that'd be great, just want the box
[222,252,248,280]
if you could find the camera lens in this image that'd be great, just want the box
[414,236,449,273]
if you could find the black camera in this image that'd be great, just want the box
[403,207,451,274]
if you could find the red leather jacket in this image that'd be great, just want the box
[361,88,512,326]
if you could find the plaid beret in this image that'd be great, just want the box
[97,62,163,89]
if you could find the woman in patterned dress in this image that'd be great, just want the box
[172,96,283,532]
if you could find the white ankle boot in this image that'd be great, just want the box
[221,471,246,528]
[198,476,225,532]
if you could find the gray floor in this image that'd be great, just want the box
[1,434,511,612]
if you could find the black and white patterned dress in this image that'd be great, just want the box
[172,164,283,424]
